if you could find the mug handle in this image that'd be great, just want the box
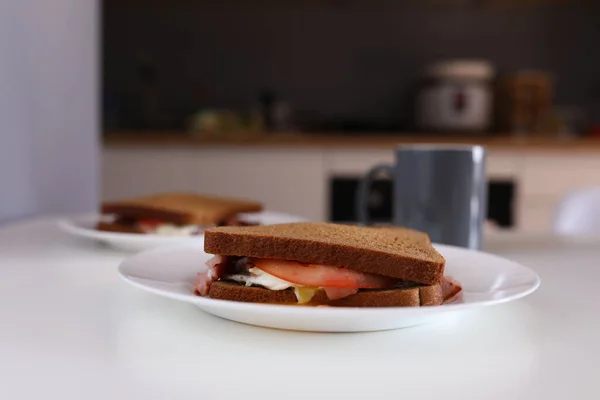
[356,164,393,226]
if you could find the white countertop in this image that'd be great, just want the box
[0,217,595,399]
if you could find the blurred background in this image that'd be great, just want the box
[103,0,599,135]
[3,0,600,233]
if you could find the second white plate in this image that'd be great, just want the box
[118,242,540,332]
[58,211,309,252]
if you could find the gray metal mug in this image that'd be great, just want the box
[357,144,487,249]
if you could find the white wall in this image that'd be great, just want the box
[0,0,99,222]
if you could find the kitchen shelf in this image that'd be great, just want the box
[106,0,590,8]
[103,131,600,151]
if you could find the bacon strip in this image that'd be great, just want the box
[194,256,250,296]
[194,255,224,296]
[442,276,463,304]
[193,271,212,296]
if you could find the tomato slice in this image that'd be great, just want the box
[250,258,397,289]
[137,219,165,228]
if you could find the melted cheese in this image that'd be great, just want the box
[293,287,319,304]
[226,267,318,304]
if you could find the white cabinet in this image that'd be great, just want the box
[327,150,396,175]
[513,153,600,232]
[102,147,327,221]
[485,150,523,179]
[102,146,599,233]
[185,148,328,221]
[521,153,600,198]
[102,148,198,198]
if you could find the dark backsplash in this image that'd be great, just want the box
[103,2,600,131]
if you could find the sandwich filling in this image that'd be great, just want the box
[103,215,259,236]
[194,256,462,304]
[111,217,202,236]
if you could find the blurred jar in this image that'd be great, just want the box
[416,60,495,133]
[495,70,554,136]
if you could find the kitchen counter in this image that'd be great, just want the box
[104,131,600,151]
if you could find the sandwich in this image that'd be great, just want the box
[98,192,263,236]
[194,222,462,307]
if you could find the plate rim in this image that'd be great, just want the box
[57,211,311,243]
[57,216,199,243]
[117,241,541,315]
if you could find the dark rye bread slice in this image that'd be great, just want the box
[96,221,144,234]
[204,222,445,285]
[101,192,263,225]
[208,281,443,307]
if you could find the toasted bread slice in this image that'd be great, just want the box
[101,193,263,225]
[204,222,445,285]
[96,221,144,234]
[208,281,443,307]
[371,225,432,245]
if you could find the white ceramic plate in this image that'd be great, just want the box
[58,211,309,252]
[118,242,540,332]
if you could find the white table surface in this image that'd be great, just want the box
[0,217,596,400]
